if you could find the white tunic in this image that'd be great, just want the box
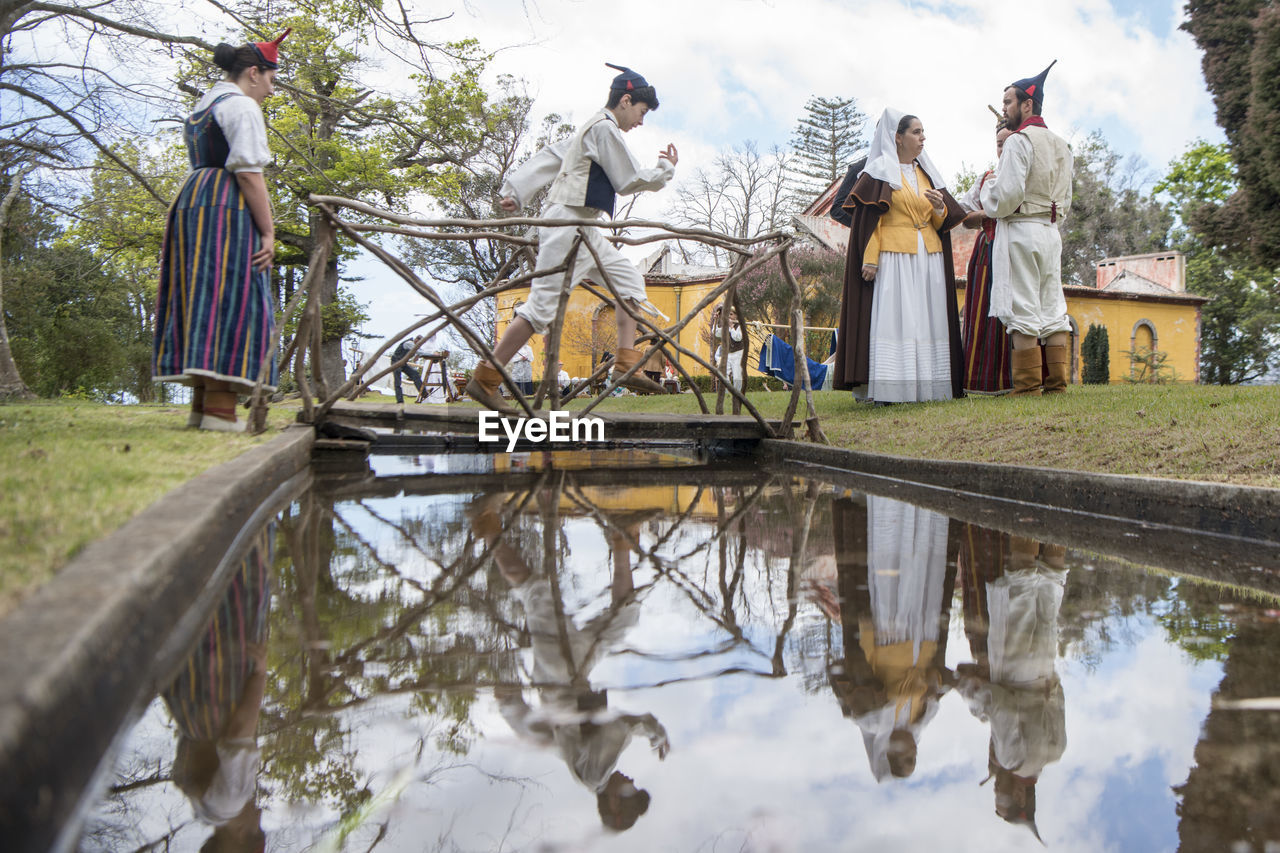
[499,110,675,336]
[980,129,1072,339]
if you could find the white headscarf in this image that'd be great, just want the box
[862,107,947,191]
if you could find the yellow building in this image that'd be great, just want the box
[950,236,1207,383]
[493,247,733,383]
[799,180,1207,384]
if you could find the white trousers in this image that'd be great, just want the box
[990,219,1071,339]
[515,203,648,335]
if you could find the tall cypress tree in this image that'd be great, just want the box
[1082,324,1111,384]
[1183,0,1280,266]
[788,96,868,205]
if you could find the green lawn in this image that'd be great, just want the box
[2,384,1277,616]
[0,399,295,616]
[577,383,1280,488]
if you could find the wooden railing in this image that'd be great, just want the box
[247,195,827,443]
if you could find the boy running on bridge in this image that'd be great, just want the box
[466,62,679,413]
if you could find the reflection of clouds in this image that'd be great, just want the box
[317,611,1219,852]
[89,490,1234,851]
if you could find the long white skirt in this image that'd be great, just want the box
[868,237,953,403]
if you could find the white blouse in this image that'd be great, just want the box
[193,81,271,174]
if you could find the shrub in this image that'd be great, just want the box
[1082,324,1110,384]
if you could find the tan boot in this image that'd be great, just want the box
[1010,347,1043,397]
[1042,344,1069,394]
[465,362,517,414]
[613,348,668,395]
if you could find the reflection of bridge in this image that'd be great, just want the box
[248,195,829,443]
[322,400,792,442]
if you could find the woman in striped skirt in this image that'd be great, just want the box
[958,128,1014,395]
[153,32,288,430]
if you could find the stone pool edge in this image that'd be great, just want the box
[0,424,315,853]
[760,439,1280,544]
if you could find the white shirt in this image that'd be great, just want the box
[501,110,674,210]
[193,82,271,174]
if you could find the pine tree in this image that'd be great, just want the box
[788,96,869,205]
[1082,324,1111,384]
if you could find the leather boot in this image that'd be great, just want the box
[1042,344,1069,394]
[613,348,668,394]
[1009,535,1040,571]
[1010,347,1043,396]
[465,362,517,414]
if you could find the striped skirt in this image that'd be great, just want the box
[961,230,1011,393]
[153,167,278,390]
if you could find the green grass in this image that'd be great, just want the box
[0,399,295,616]
[2,384,1277,616]
[576,383,1280,488]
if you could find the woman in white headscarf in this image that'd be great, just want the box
[832,108,966,403]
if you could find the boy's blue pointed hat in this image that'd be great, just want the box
[606,62,649,92]
[1010,60,1057,106]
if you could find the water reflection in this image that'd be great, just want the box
[81,453,1280,851]
[828,496,955,782]
[957,530,1067,841]
[473,490,669,831]
[163,524,272,851]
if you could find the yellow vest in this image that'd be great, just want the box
[862,164,945,266]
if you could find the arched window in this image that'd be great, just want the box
[1130,319,1157,354]
[1129,319,1159,380]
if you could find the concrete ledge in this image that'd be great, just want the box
[0,425,315,853]
[761,440,1280,593]
[761,440,1280,545]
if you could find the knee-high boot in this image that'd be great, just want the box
[613,348,668,395]
[1010,347,1043,397]
[1042,344,1069,394]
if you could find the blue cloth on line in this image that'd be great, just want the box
[757,334,828,389]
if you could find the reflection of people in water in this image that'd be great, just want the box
[827,495,956,781]
[469,493,669,831]
[956,529,1067,840]
[161,526,272,851]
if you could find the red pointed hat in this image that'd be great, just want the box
[251,28,291,68]
[1010,60,1056,107]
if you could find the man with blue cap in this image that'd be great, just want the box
[465,63,679,412]
[980,62,1074,396]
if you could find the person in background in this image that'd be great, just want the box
[154,31,289,431]
[391,335,426,404]
[557,361,571,396]
[511,342,535,396]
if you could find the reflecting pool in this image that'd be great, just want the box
[81,450,1280,852]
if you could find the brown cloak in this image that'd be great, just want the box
[832,170,967,398]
